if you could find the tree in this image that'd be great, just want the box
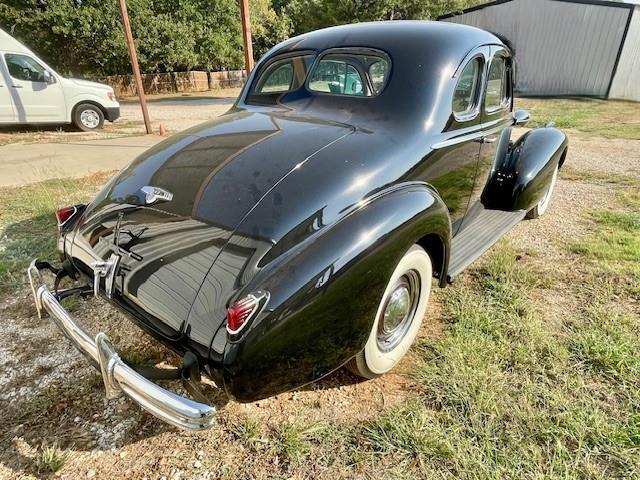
[0,0,290,76]
[280,0,486,35]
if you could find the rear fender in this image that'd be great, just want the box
[222,182,450,402]
[482,127,568,211]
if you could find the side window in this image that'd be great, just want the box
[253,54,315,95]
[5,54,46,82]
[485,56,509,111]
[453,57,482,118]
[368,58,390,95]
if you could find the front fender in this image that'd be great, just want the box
[222,182,450,402]
[482,127,568,211]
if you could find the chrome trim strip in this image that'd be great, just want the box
[432,119,512,149]
[27,260,216,430]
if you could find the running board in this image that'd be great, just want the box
[447,209,526,280]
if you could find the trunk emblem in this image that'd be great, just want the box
[140,186,173,205]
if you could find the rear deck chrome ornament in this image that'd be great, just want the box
[140,186,173,205]
[91,253,121,298]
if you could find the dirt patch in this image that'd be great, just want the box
[1,130,639,479]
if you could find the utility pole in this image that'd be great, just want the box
[239,0,254,74]
[117,0,152,134]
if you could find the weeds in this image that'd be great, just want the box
[34,443,67,474]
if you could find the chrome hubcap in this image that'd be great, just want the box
[376,271,420,352]
[80,109,100,129]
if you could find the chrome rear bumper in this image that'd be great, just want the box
[27,260,216,430]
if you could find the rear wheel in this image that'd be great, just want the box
[348,245,432,379]
[527,164,559,219]
[73,103,105,131]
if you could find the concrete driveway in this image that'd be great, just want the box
[0,135,163,187]
[0,94,237,187]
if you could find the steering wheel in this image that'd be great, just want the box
[20,66,32,81]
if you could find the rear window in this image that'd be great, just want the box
[308,52,391,97]
[247,54,315,103]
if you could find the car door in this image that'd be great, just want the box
[0,55,16,122]
[422,48,489,236]
[459,46,514,229]
[3,52,66,122]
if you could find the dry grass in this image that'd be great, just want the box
[1,100,639,479]
[516,98,640,140]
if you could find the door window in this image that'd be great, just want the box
[453,57,482,120]
[485,56,509,111]
[5,54,47,82]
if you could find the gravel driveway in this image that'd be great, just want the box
[1,114,639,478]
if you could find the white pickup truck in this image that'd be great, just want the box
[0,28,120,131]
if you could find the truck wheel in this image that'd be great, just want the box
[348,244,432,379]
[73,104,105,131]
[527,164,559,219]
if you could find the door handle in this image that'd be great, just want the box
[11,85,23,89]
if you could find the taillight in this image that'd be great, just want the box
[226,291,269,335]
[107,91,117,102]
[56,205,78,227]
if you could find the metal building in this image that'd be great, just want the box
[440,0,640,101]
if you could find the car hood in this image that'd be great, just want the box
[68,110,353,357]
[68,78,113,91]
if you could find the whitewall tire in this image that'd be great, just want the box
[348,244,433,379]
[527,164,559,219]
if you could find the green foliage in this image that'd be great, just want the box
[0,0,291,76]
[282,0,485,35]
[0,1,484,77]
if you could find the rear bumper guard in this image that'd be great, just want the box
[27,260,216,430]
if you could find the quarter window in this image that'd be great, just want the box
[368,58,390,95]
[453,57,482,118]
[485,56,509,111]
[5,54,47,82]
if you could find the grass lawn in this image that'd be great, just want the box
[1,168,639,478]
[0,172,113,293]
[516,98,640,140]
[1,97,639,478]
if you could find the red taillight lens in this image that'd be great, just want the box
[226,291,269,335]
[56,205,77,226]
[226,296,258,334]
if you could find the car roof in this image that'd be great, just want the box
[269,21,503,62]
[0,28,32,54]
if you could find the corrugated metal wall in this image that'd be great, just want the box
[609,7,640,100]
[443,0,631,98]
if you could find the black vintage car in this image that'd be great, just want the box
[29,21,567,430]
